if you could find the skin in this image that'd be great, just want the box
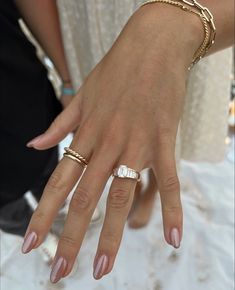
[16,0,157,226]
[15,0,71,82]
[15,0,75,107]
[128,169,158,228]
[22,0,234,283]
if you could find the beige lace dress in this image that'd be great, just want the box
[57,0,233,163]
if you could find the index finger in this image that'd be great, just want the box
[21,145,89,254]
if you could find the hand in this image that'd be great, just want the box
[23,3,203,282]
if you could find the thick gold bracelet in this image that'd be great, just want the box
[140,0,216,68]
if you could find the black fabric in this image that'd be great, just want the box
[0,1,62,207]
[0,148,59,236]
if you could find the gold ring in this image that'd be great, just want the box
[63,153,87,168]
[63,147,88,167]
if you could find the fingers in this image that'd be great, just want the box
[21,159,84,254]
[22,136,91,254]
[50,150,117,283]
[128,168,158,229]
[93,160,142,280]
[27,94,82,150]
[153,137,182,249]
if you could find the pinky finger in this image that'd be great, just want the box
[153,142,183,249]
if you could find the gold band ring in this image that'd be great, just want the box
[63,153,87,168]
[64,147,88,165]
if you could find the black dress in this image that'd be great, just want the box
[0,1,62,234]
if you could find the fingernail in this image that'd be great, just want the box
[170,227,181,249]
[21,231,38,253]
[26,134,43,147]
[93,255,109,280]
[50,257,67,283]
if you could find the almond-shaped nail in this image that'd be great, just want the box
[170,227,181,249]
[50,257,67,283]
[21,231,38,253]
[93,255,109,280]
[26,134,44,148]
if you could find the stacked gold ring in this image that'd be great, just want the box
[63,147,88,167]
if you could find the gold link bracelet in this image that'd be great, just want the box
[140,0,216,68]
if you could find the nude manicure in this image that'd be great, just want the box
[170,227,181,248]
[50,257,67,283]
[26,134,43,148]
[21,231,37,253]
[93,255,109,280]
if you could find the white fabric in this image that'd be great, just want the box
[1,138,234,290]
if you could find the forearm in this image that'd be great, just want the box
[15,0,71,82]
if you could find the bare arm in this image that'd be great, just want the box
[15,0,71,83]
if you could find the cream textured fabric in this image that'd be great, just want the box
[57,0,233,162]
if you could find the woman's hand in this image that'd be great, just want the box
[23,4,203,283]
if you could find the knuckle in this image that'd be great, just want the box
[46,171,65,193]
[79,118,94,137]
[103,129,121,148]
[69,187,92,212]
[162,204,182,214]
[102,116,125,145]
[161,175,180,194]
[108,188,130,209]
[102,231,119,247]
[156,126,174,146]
[59,235,77,248]
[51,115,67,136]
[97,134,121,156]
[33,208,46,221]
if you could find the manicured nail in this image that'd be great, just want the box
[93,255,109,280]
[170,228,181,249]
[50,257,67,283]
[21,231,38,253]
[26,134,44,147]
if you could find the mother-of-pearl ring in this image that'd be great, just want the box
[63,147,88,167]
[112,165,141,182]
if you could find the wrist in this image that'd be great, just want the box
[134,2,205,68]
[61,78,72,86]
[60,80,75,97]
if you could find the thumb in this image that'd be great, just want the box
[27,95,82,150]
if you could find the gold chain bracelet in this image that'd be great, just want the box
[140,0,216,68]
